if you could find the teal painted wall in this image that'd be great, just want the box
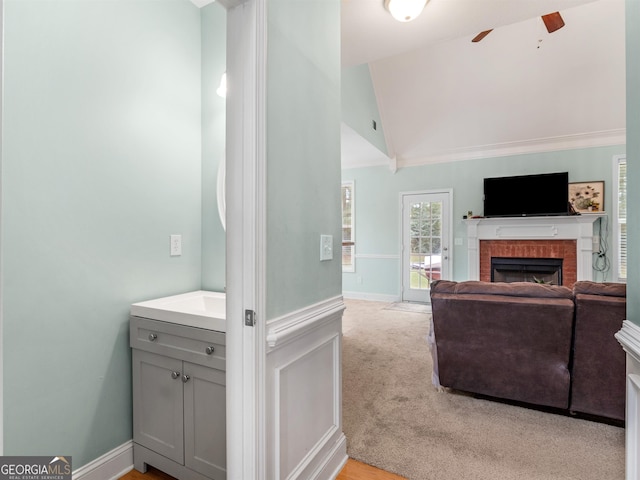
[343,145,625,298]
[266,0,342,319]
[201,2,227,292]
[342,64,388,156]
[2,0,203,466]
[627,0,640,323]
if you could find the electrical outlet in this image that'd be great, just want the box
[170,234,182,256]
[320,234,333,261]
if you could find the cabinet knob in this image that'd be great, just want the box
[148,333,158,342]
[171,371,180,379]
[182,374,190,383]
[205,346,215,355]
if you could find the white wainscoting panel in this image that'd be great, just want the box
[616,320,640,480]
[266,296,347,480]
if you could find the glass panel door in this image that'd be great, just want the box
[402,192,450,302]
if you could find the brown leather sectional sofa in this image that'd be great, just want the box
[430,280,626,422]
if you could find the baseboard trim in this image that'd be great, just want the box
[342,291,399,303]
[309,433,347,480]
[73,440,133,480]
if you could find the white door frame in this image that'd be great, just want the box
[399,189,453,302]
[0,0,4,456]
[224,0,266,478]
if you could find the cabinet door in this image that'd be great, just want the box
[183,362,226,479]
[133,350,184,464]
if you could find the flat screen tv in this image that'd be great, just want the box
[483,172,570,217]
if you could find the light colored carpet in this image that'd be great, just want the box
[383,302,431,314]
[342,298,625,480]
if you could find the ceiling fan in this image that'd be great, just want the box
[472,11,565,42]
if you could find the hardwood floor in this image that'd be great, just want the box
[120,467,176,480]
[336,459,406,480]
[119,459,406,480]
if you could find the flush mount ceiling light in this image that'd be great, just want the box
[384,0,428,22]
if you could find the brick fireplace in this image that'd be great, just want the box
[466,215,604,285]
[480,239,577,287]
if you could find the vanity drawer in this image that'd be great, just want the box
[130,316,226,370]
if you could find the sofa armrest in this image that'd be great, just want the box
[570,291,626,420]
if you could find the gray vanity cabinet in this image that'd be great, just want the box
[130,316,226,480]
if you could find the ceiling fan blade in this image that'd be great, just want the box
[542,12,565,33]
[472,29,493,43]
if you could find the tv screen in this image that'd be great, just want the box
[483,172,570,217]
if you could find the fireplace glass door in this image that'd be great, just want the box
[491,257,563,285]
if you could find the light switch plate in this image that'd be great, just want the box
[320,234,333,261]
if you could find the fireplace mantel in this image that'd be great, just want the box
[465,214,605,283]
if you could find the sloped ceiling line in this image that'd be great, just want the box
[368,62,396,166]
[359,0,625,170]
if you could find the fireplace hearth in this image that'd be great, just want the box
[491,257,563,285]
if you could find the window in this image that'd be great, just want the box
[342,181,355,272]
[614,155,627,281]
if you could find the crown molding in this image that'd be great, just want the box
[398,129,626,168]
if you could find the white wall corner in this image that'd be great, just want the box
[72,441,133,480]
[616,320,640,480]
[388,156,397,174]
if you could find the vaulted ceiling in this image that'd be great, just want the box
[341,0,626,169]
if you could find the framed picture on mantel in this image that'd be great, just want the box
[569,181,604,213]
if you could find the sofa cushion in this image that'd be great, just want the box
[573,280,626,297]
[431,279,573,299]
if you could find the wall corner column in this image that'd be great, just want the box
[616,321,640,479]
